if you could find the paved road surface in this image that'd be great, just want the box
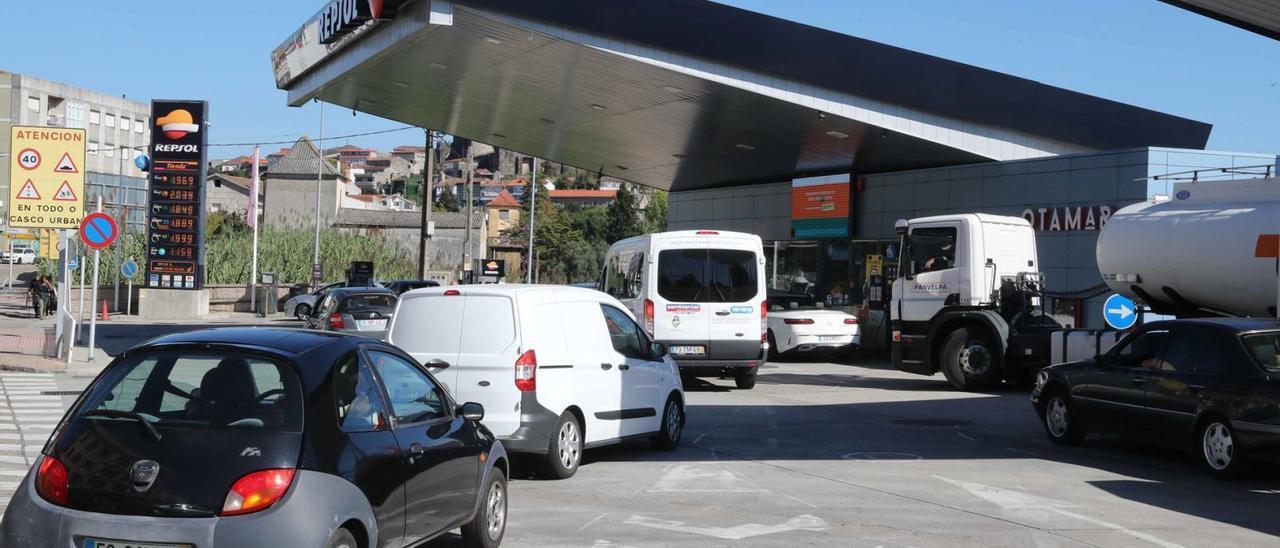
[2,354,1278,546]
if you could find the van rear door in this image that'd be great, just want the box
[704,247,764,360]
[653,243,712,357]
[387,291,465,393]
[451,293,521,437]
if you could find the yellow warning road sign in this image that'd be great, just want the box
[7,126,86,229]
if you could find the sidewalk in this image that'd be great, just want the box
[1,289,288,376]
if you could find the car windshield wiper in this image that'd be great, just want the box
[82,409,162,441]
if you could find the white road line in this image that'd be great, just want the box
[579,513,608,531]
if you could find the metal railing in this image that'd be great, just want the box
[1136,163,1277,183]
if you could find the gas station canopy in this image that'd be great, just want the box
[1161,0,1280,41]
[275,0,1211,191]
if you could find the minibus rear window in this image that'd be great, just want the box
[657,249,758,303]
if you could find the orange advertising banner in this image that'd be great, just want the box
[791,182,850,220]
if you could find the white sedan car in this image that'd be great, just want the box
[2,248,38,264]
[766,290,861,360]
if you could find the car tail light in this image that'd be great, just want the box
[328,313,345,329]
[844,318,859,325]
[221,468,295,516]
[783,318,814,325]
[515,350,537,392]
[643,299,655,337]
[695,231,719,235]
[761,301,768,342]
[36,455,69,506]
[444,289,461,296]
[892,330,902,343]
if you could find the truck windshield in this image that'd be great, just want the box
[907,227,957,275]
[1241,331,1280,373]
[658,249,758,303]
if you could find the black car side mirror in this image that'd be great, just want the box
[650,342,668,359]
[460,402,485,422]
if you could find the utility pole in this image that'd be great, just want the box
[113,149,123,311]
[419,129,435,280]
[463,143,474,283]
[526,157,538,284]
[311,101,325,290]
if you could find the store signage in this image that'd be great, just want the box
[145,100,208,291]
[1021,205,1115,232]
[275,1,412,87]
[7,126,85,229]
[480,258,506,278]
[791,174,851,239]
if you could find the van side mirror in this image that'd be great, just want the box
[650,342,668,359]
[459,402,485,422]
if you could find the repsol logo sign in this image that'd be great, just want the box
[319,0,373,44]
[154,144,200,153]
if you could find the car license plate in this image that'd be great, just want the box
[355,319,387,331]
[84,539,190,548]
[670,345,706,356]
[819,336,845,342]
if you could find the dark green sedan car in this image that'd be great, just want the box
[1032,318,1280,477]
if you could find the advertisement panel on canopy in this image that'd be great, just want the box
[791,174,851,239]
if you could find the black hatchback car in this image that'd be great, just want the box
[1032,318,1280,477]
[1,328,508,548]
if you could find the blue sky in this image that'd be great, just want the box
[4,0,1277,160]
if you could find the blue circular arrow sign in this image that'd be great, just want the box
[121,258,139,279]
[1103,294,1138,330]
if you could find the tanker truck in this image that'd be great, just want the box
[890,177,1280,390]
[1097,177,1279,319]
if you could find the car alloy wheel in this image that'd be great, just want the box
[664,399,683,444]
[558,419,581,471]
[1046,397,1069,439]
[1202,421,1234,471]
[485,477,506,541]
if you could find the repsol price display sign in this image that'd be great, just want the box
[145,100,208,290]
[6,126,86,229]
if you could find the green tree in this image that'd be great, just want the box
[434,188,461,212]
[604,184,644,244]
[645,190,668,233]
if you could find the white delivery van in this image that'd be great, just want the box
[602,230,767,389]
[387,285,685,479]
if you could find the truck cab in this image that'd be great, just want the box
[890,214,1058,389]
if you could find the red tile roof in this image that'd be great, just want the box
[549,189,618,199]
[487,189,522,208]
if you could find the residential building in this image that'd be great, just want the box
[1,70,149,230]
[262,137,348,228]
[205,174,264,219]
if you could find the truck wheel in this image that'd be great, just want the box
[940,327,1000,390]
[767,331,781,362]
[734,367,758,389]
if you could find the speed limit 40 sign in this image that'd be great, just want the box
[17,148,41,171]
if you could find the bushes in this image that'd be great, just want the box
[205,227,418,284]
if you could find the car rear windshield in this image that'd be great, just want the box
[341,294,396,312]
[76,351,303,432]
[1241,331,1280,373]
[657,249,758,303]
